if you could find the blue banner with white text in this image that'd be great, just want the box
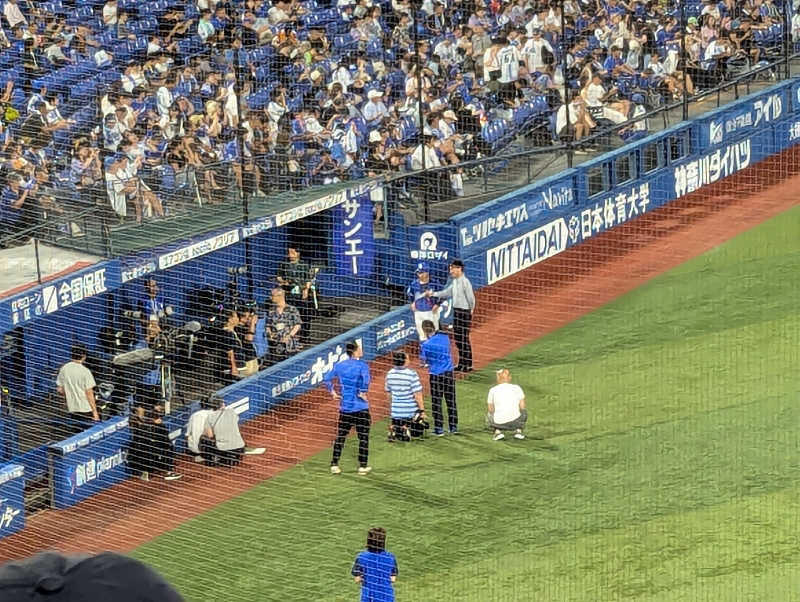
[332,192,375,277]
[49,417,130,509]
[0,464,24,540]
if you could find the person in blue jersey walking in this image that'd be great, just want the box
[351,527,398,602]
[384,351,426,442]
[325,341,373,475]
[420,320,458,436]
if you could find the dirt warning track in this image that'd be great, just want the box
[1,146,798,562]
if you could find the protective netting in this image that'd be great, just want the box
[0,0,798,600]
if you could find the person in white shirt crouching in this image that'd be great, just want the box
[486,368,527,441]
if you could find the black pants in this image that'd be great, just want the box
[331,409,371,468]
[199,436,244,467]
[136,383,161,408]
[453,309,473,369]
[430,372,457,433]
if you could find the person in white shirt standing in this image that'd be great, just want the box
[56,344,99,438]
[486,368,527,441]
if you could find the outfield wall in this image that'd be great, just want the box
[1,80,799,530]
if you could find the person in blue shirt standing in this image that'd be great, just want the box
[406,262,441,342]
[420,320,458,436]
[351,527,398,602]
[325,341,373,475]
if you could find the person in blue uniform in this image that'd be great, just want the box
[420,320,458,436]
[351,527,398,602]
[406,262,441,342]
[324,341,372,475]
[138,278,167,323]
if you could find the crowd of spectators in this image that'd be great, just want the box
[0,0,791,244]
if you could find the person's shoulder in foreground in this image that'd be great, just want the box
[0,551,184,601]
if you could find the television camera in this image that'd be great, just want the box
[96,318,202,416]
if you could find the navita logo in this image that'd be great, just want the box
[709,121,723,145]
[411,232,448,261]
[540,185,574,210]
[486,218,569,284]
[376,319,416,351]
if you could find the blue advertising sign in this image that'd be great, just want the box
[374,308,416,353]
[1,260,121,331]
[455,173,576,257]
[781,116,800,145]
[406,223,458,280]
[700,86,788,148]
[0,464,24,540]
[332,192,375,277]
[49,416,130,509]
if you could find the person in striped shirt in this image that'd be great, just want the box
[384,351,426,442]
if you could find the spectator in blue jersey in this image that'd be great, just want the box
[406,262,441,342]
[384,351,427,442]
[325,341,373,475]
[420,320,458,436]
[351,527,398,602]
[138,278,169,324]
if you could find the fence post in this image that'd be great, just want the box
[33,238,42,285]
[784,0,791,80]
[681,1,689,121]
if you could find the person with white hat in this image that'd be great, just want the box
[363,88,389,126]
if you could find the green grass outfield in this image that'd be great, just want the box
[133,206,800,602]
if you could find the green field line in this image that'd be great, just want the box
[133,205,800,602]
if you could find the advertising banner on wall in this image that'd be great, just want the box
[49,417,130,509]
[699,84,789,148]
[0,464,24,540]
[332,192,375,277]
[455,173,577,257]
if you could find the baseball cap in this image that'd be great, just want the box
[415,261,430,273]
[0,552,185,601]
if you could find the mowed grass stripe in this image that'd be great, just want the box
[133,206,800,601]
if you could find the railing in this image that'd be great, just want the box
[3,50,799,279]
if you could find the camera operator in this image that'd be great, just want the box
[55,344,99,438]
[138,278,170,324]
[127,404,182,482]
[214,308,247,386]
[276,247,314,345]
[235,303,260,376]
